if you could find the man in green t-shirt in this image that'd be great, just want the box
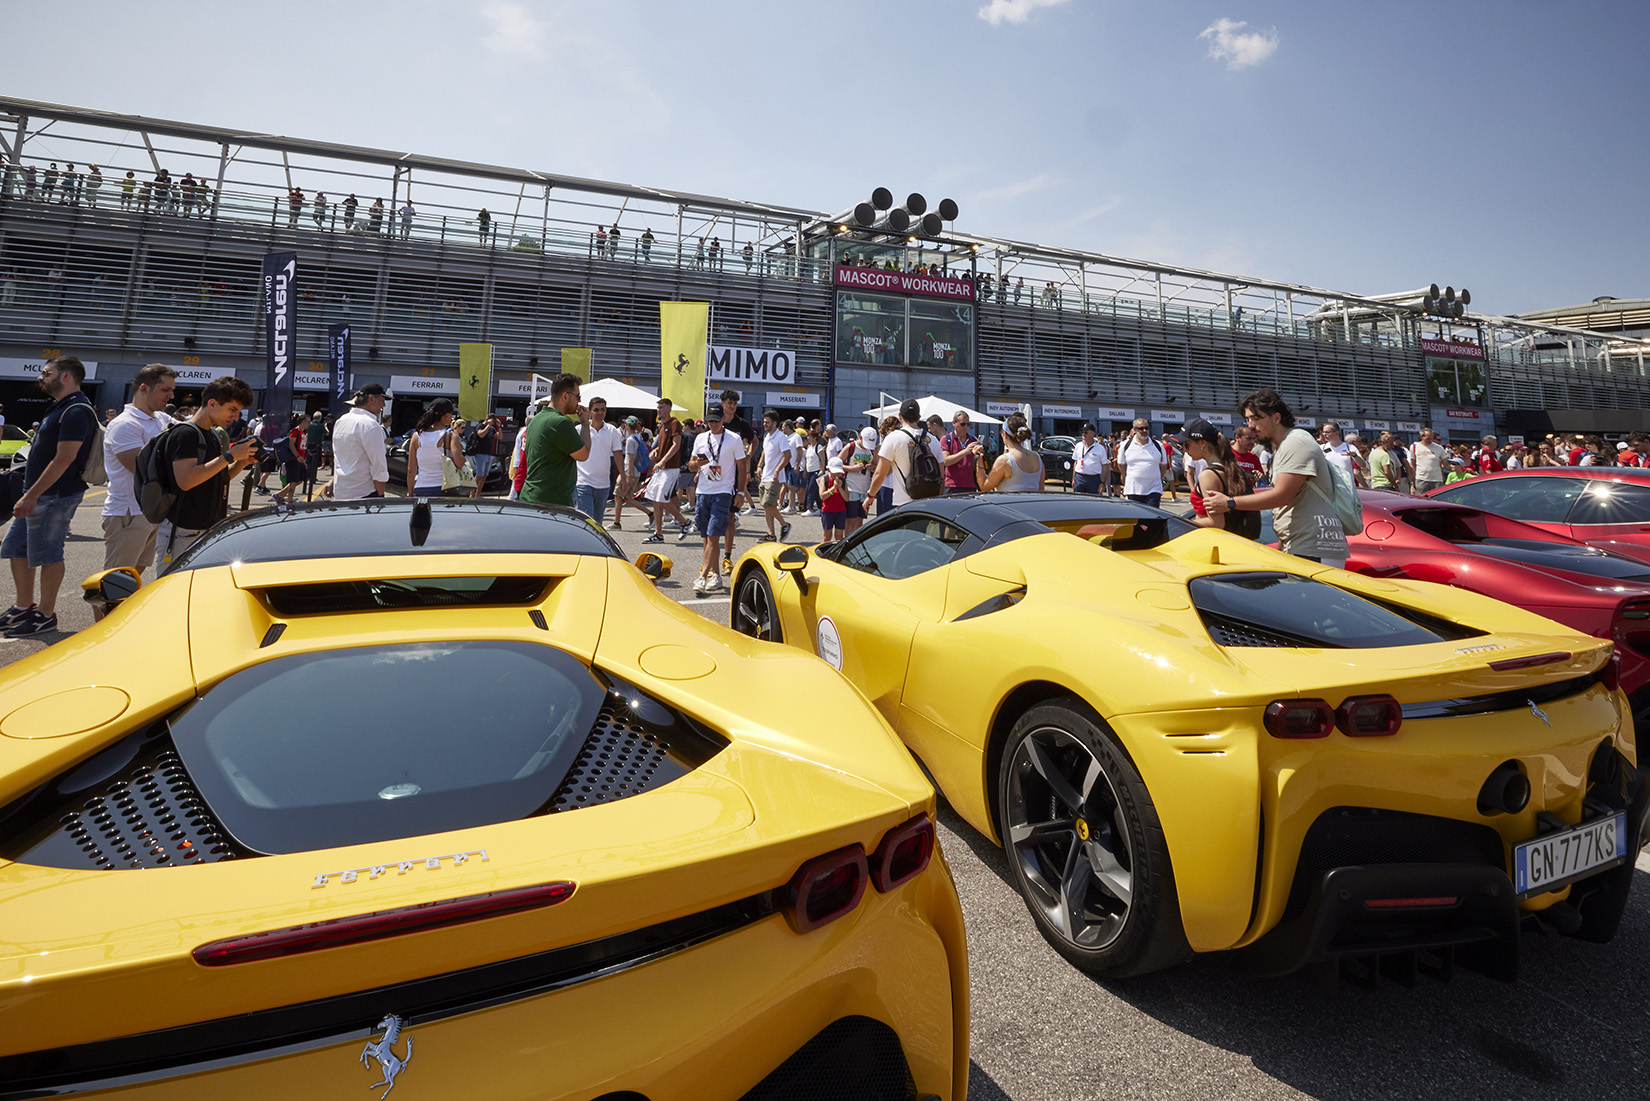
[519,373,591,507]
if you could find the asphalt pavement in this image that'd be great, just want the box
[5,487,1649,1100]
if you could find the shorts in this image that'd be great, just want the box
[644,467,679,503]
[821,509,845,534]
[471,453,498,480]
[280,459,307,484]
[156,519,212,570]
[102,513,159,573]
[1074,472,1104,495]
[2,491,85,568]
[844,499,865,521]
[758,480,783,508]
[695,493,732,540]
[789,468,807,488]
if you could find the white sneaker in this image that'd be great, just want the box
[693,575,708,595]
[780,506,796,514]
[703,572,724,593]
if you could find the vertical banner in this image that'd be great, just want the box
[262,252,298,415]
[458,343,493,422]
[560,347,591,383]
[659,301,709,421]
[326,323,351,419]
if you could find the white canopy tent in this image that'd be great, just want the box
[532,376,690,415]
[858,394,1002,425]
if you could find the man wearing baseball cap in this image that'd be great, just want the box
[327,383,388,499]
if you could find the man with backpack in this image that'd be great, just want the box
[148,376,260,570]
[1,357,102,638]
[867,398,945,508]
[253,408,283,494]
[1205,387,1350,568]
[100,364,177,597]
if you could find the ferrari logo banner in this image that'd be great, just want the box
[458,343,493,422]
[560,347,591,383]
[660,302,709,421]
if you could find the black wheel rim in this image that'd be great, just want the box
[1005,725,1133,950]
[734,576,777,642]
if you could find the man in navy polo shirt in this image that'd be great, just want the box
[2,356,100,638]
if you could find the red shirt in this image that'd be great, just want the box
[941,431,978,490]
[1471,449,1502,475]
[1621,451,1645,468]
[1232,450,1263,484]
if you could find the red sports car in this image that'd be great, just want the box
[1344,491,1650,724]
[1426,468,1650,559]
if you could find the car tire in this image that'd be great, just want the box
[732,569,782,643]
[996,698,1191,978]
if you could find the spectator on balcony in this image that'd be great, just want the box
[694,237,706,269]
[594,224,607,256]
[86,165,103,208]
[710,237,723,270]
[196,180,212,215]
[287,187,304,227]
[22,165,36,200]
[477,207,491,243]
[118,170,135,209]
[43,163,59,202]
[313,191,328,228]
[398,200,414,239]
[181,174,197,216]
[742,241,754,272]
[368,197,384,234]
[640,227,654,261]
[343,194,359,229]
[608,225,622,260]
[138,177,152,212]
[63,164,81,205]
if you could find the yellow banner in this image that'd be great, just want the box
[560,347,591,383]
[659,302,709,421]
[458,343,493,423]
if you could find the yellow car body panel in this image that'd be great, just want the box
[0,511,967,1098]
[737,513,1634,960]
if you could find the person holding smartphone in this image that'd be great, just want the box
[687,404,746,596]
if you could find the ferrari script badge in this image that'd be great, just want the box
[1527,700,1551,727]
[360,1014,413,1098]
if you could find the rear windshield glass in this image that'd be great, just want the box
[170,641,604,853]
[1474,540,1650,583]
[1191,572,1457,649]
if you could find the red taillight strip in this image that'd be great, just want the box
[194,881,576,966]
[1488,652,1571,672]
[870,815,936,893]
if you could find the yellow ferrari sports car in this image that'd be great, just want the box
[732,493,1650,982]
[0,500,967,1100]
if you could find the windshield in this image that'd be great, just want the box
[170,641,605,852]
[1191,572,1464,648]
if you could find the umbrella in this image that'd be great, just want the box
[859,394,1002,425]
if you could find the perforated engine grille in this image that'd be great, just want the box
[1202,612,1300,648]
[34,744,242,870]
[547,701,690,813]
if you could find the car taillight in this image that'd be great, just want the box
[1603,647,1623,692]
[871,815,935,893]
[1488,652,1572,672]
[781,846,868,934]
[1264,699,1335,738]
[1335,695,1403,737]
[1365,896,1459,910]
[193,881,576,966]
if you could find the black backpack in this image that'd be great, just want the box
[134,423,207,524]
[902,427,944,500]
[1206,461,1262,542]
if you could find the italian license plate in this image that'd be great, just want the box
[1514,814,1627,895]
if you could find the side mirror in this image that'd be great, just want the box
[775,544,810,596]
[634,552,672,582]
[82,567,141,608]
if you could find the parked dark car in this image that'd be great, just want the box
[1036,435,1076,486]
[386,435,508,493]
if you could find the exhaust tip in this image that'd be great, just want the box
[1477,760,1530,816]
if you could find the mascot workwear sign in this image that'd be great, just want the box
[459,343,493,422]
[263,252,298,415]
[660,302,709,421]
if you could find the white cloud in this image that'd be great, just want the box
[978,0,1071,27]
[1198,18,1279,70]
[480,1,548,61]
[976,172,1065,202]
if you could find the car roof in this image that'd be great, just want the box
[1433,467,1650,487]
[166,498,622,573]
[872,492,1179,544]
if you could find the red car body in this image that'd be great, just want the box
[1344,491,1650,721]
[1425,467,1650,560]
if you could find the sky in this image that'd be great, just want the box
[5,0,1645,315]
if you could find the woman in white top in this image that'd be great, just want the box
[841,426,878,535]
[406,397,463,497]
[982,412,1043,492]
